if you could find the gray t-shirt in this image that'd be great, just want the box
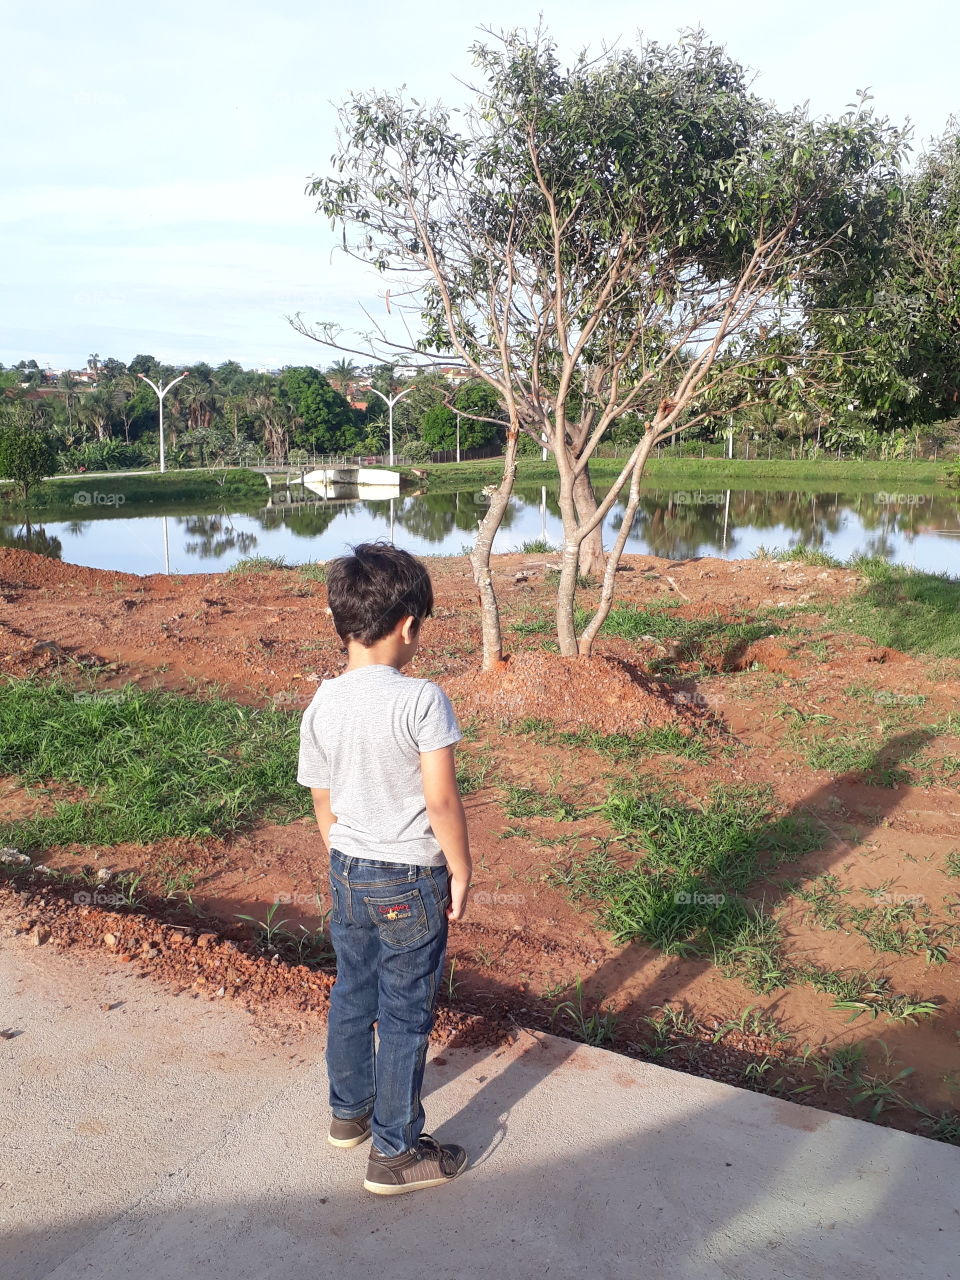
[297,664,462,867]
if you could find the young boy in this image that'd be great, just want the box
[297,541,472,1195]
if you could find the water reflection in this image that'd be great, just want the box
[1,485,957,576]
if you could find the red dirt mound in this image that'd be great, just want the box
[447,651,701,737]
[0,547,146,593]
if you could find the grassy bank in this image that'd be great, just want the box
[0,467,268,514]
[419,456,948,494]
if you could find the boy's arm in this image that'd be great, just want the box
[309,788,336,851]
[420,745,472,922]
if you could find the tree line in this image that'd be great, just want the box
[0,355,508,483]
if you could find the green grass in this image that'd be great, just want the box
[827,557,960,658]
[455,748,494,794]
[509,716,710,762]
[297,562,327,583]
[0,675,310,851]
[754,544,844,568]
[228,555,289,574]
[550,785,821,985]
[417,456,946,497]
[504,783,589,822]
[595,601,786,669]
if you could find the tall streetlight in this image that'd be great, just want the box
[369,385,415,466]
[136,371,188,474]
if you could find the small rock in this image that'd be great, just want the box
[32,926,51,946]
[196,933,216,949]
[95,868,113,884]
[271,954,280,966]
[0,847,30,866]
[103,932,118,948]
[215,986,226,998]
[141,946,160,959]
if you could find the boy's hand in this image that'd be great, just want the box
[447,874,471,923]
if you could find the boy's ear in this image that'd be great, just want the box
[400,614,419,644]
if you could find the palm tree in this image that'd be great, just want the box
[78,389,114,443]
[58,370,79,430]
[87,353,101,381]
[326,359,358,393]
[110,373,140,444]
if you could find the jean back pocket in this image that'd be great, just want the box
[363,887,429,950]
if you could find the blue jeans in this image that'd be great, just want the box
[326,848,451,1158]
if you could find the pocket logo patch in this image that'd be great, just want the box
[378,903,412,921]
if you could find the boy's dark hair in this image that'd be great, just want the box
[326,541,434,646]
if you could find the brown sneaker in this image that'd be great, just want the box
[363,1133,468,1195]
[328,1111,373,1148]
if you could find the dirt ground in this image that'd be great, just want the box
[2,546,959,1138]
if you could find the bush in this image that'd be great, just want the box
[60,439,143,472]
[400,439,434,463]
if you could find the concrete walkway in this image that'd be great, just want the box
[2,937,957,1280]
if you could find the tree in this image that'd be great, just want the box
[421,385,501,450]
[0,413,60,502]
[97,357,128,383]
[128,354,161,379]
[296,27,905,666]
[846,121,960,428]
[279,367,359,452]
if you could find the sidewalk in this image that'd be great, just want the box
[3,936,957,1280]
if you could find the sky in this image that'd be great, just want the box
[2,0,956,372]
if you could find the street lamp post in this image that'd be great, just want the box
[369,386,415,466]
[136,371,188,474]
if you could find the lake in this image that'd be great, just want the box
[3,484,959,576]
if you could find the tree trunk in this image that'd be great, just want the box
[578,437,655,656]
[555,468,582,657]
[572,465,606,578]
[469,426,520,669]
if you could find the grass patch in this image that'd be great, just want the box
[550,785,821,987]
[510,716,710,762]
[0,675,309,851]
[754,544,844,568]
[228,555,289,574]
[297,562,327,583]
[828,557,960,658]
[596,602,787,670]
